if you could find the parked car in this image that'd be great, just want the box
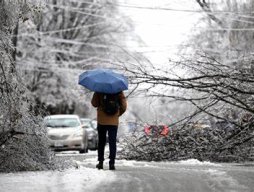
[80,118,93,128]
[80,118,98,150]
[90,120,97,129]
[44,115,88,153]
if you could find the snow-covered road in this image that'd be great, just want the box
[98,161,254,192]
[0,150,253,192]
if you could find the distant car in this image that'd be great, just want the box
[80,118,98,150]
[80,118,93,128]
[90,120,97,129]
[44,115,88,153]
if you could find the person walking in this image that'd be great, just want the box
[91,91,127,170]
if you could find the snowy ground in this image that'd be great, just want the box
[0,149,254,192]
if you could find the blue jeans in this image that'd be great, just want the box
[97,124,118,165]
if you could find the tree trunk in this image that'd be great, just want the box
[11,21,19,65]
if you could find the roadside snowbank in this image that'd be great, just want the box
[79,154,221,169]
[0,167,116,192]
[178,159,222,166]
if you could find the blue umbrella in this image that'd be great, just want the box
[78,68,128,94]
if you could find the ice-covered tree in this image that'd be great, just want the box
[120,1,254,162]
[123,0,254,127]
[184,0,254,124]
[16,0,136,115]
[0,0,59,172]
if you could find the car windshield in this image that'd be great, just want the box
[80,119,91,126]
[45,118,80,128]
[90,120,97,129]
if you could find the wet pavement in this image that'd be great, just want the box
[0,150,254,192]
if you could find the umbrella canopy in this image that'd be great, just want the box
[78,68,128,94]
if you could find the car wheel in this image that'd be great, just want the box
[79,149,86,154]
[80,145,88,153]
[80,141,88,154]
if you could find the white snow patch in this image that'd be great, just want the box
[117,160,157,168]
[0,167,116,192]
[178,159,221,166]
[78,158,159,169]
[118,159,138,167]
[78,158,221,169]
[116,159,221,168]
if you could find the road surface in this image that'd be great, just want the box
[66,150,254,192]
[0,150,253,192]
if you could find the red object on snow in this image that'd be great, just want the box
[144,126,150,135]
[160,125,169,136]
[144,125,170,137]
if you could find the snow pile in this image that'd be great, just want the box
[0,167,116,192]
[178,159,221,166]
[0,116,64,172]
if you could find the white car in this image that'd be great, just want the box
[44,115,88,153]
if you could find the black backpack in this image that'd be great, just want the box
[101,93,120,115]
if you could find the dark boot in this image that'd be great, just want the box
[109,164,115,170]
[96,161,103,170]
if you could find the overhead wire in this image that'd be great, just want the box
[16,1,254,68]
[14,17,254,39]
[11,0,254,39]
[16,24,254,40]
[45,1,254,22]
[37,35,195,48]
[16,1,254,91]
[45,3,114,19]
[16,21,110,37]
[81,0,254,18]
